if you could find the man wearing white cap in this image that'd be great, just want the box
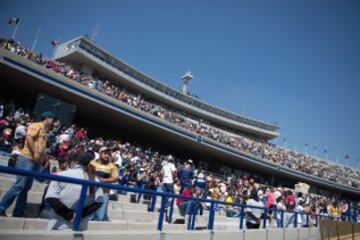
[89,147,118,221]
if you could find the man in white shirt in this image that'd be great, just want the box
[45,151,103,230]
[245,189,264,229]
[161,155,176,193]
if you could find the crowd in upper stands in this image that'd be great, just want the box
[0,37,359,188]
[0,99,359,228]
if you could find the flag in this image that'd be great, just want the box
[8,17,20,25]
[51,40,59,46]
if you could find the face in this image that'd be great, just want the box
[100,151,110,163]
[45,118,55,129]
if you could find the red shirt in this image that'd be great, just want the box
[176,188,192,206]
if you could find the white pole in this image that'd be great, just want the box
[31,27,42,51]
[12,21,20,39]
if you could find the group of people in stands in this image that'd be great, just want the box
[0,99,359,230]
[0,37,358,188]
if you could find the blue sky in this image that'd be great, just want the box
[1,0,359,168]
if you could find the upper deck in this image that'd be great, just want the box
[54,36,280,139]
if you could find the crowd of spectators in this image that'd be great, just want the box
[0,99,359,228]
[0,37,359,188]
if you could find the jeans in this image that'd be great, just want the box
[162,183,174,193]
[178,201,200,217]
[162,183,174,208]
[0,155,39,216]
[91,194,109,221]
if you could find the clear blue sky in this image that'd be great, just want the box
[1,0,359,168]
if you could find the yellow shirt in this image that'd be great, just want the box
[90,159,118,194]
[329,206,341,217]
[20,122,47,161]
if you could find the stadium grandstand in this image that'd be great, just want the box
[0,36,359,240]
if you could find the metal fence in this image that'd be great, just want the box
[0,165,358,232]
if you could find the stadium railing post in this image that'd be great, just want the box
[294,212,298,228]
[187,202,194,230]
[73,184,88,231]
[239,204,245,229]
[306,213,309,227]
[263,207,267,229]
[157,195,167,231]
[315,214,318,227]
[280,210,284,228]
[191,202,197,230]
[168,197,175,223]
[149,194,157,212]
[207,202,215,230]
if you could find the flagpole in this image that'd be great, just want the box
[52,37,61,60]
[11,19,21,39]
[32,27,42,51]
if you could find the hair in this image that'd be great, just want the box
[250,189,259,201]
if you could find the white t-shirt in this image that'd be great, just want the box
[161,162,176,184]
[294,205,304,226]
[245,199,264,224]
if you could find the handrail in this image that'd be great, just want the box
[0,165,358,232]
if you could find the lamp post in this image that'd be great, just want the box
[324,149,327,160]
[305,143,308,155]
[182,71,193,95]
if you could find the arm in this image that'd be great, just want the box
[99,165,118,183]
[25,134,36,158]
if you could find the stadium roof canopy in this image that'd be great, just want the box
[54,36,280,140]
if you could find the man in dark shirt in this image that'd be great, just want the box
[178,159,194,193]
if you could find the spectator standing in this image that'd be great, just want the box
[90,147,118,221]
[0,111,55,217]
[245,189,264,229]
[178,159,194,192]
[161,155,176,193]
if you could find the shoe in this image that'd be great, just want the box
[0,211,7,217]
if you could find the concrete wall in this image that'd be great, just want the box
[0,228,319,240]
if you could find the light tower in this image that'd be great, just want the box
[182,71,193,95]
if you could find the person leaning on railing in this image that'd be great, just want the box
[0,111,55,217]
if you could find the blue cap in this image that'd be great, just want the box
[41,111,56,119]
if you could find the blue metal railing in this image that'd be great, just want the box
[0,165,358,232]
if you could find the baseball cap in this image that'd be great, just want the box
[41,111,56,119]
[187,159,193,164]
[99,147,110,153]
